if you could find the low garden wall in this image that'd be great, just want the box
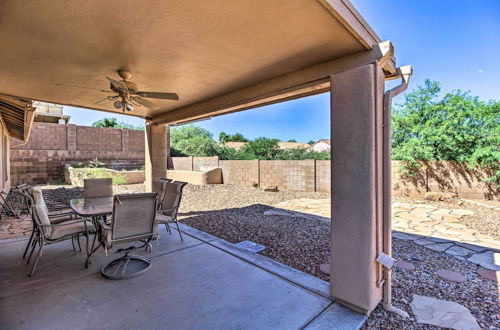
[166,168,222,185]
[64,165,144,186]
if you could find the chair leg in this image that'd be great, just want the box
[22,228,35,258]
[71,235,76,251]
[29,241,43,277]
[165,223,172,234]
[27,237,38,264]
[77,234,82,252]
[174,221,183,242]
[85,233,100,268]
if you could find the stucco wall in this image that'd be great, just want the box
[10,122,144,185]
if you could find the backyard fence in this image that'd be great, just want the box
[10,122,144,185]
[10,123,498,199]
[168,156,498,199]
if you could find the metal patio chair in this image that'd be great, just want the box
[84,178,113,198]
[95,193,158,280]
[27,201,93,277]
[155,181,187,242]
[21,186,80,259]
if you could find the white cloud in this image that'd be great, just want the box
[478,69,484,73]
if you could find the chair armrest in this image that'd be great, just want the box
[48,211,75,218]
[41,218,91,228]
[97,218,111,231]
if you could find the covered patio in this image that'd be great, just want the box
[0,0,412,328]
[0,224,365,329]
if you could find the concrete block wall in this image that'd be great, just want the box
[391,161,499,200]
[170,157,193,171]
[219,160,259,186]
[315,160,331,192]
[260,160,315,192]
[10,122,144,185]
[193,156,219,171]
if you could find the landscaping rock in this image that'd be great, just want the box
[450,209,474,216]
[319,263,330,275]
[424,192,457,202]
[392,232,418,240]
[436,269,467,282]
[425,242,453,252]
[477,267,498,282]
[263,209,293,217]
[467,251,500,271]
[410,295,480,329]
[445,246,475,257]
[394,260,415,271]
[264,186,279,192]
[414,238,434,246]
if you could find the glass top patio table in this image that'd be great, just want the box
[70,196,113,217]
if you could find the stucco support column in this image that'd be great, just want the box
[145,123,169,192]
[330,63,385,314]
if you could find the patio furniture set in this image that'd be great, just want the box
[18,178,187,279]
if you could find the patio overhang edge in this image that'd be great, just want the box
[0,95,35,142]
[151,41,395,126]
[317,0,381,49]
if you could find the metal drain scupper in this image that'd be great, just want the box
[235,240,266,253]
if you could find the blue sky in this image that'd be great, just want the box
[65,0,500,142]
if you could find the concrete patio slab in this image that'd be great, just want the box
[0,224,364,329]
[0,226,202,298]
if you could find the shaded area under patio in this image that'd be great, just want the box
[0,224,365,329]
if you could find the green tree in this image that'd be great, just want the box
[227,133,248,142]
[393,79,500,187]
[170,125,217,157]
[92,117,143,130]
[241,137,280,160]
[287,139,297,142]
[307,140,316,145]
[219,131,229,143]
[275,149,330,160]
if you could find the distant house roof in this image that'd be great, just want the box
[224,142,246,150]
[314,139,331,145]
[278,142,311,150]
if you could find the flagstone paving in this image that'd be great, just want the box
[410,295,481,329]
[267,199,500,271]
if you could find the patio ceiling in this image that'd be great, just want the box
[0,0,385,124]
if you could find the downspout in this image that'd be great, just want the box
[381,65,412,315]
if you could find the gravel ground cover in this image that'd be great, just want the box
[395,196,500,241]
[363,238,499,329]
[178,185,331,279]
[2,184,498,328]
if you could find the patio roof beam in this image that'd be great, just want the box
[317,0,381,49]
[151,41,395,126]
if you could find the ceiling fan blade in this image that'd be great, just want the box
[94,97,109,105]
[106,77,127,91]
[56,83,111,93]
[135,91,179,100]
[132,96,159,110]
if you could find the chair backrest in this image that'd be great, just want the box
[84,178,113,198]
[111,193,157,241]
[27,187,52,237]
[159,181,187,218]
[152,179,166,210]
[27,186,47,213]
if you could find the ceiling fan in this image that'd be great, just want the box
[57,69,179,112]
